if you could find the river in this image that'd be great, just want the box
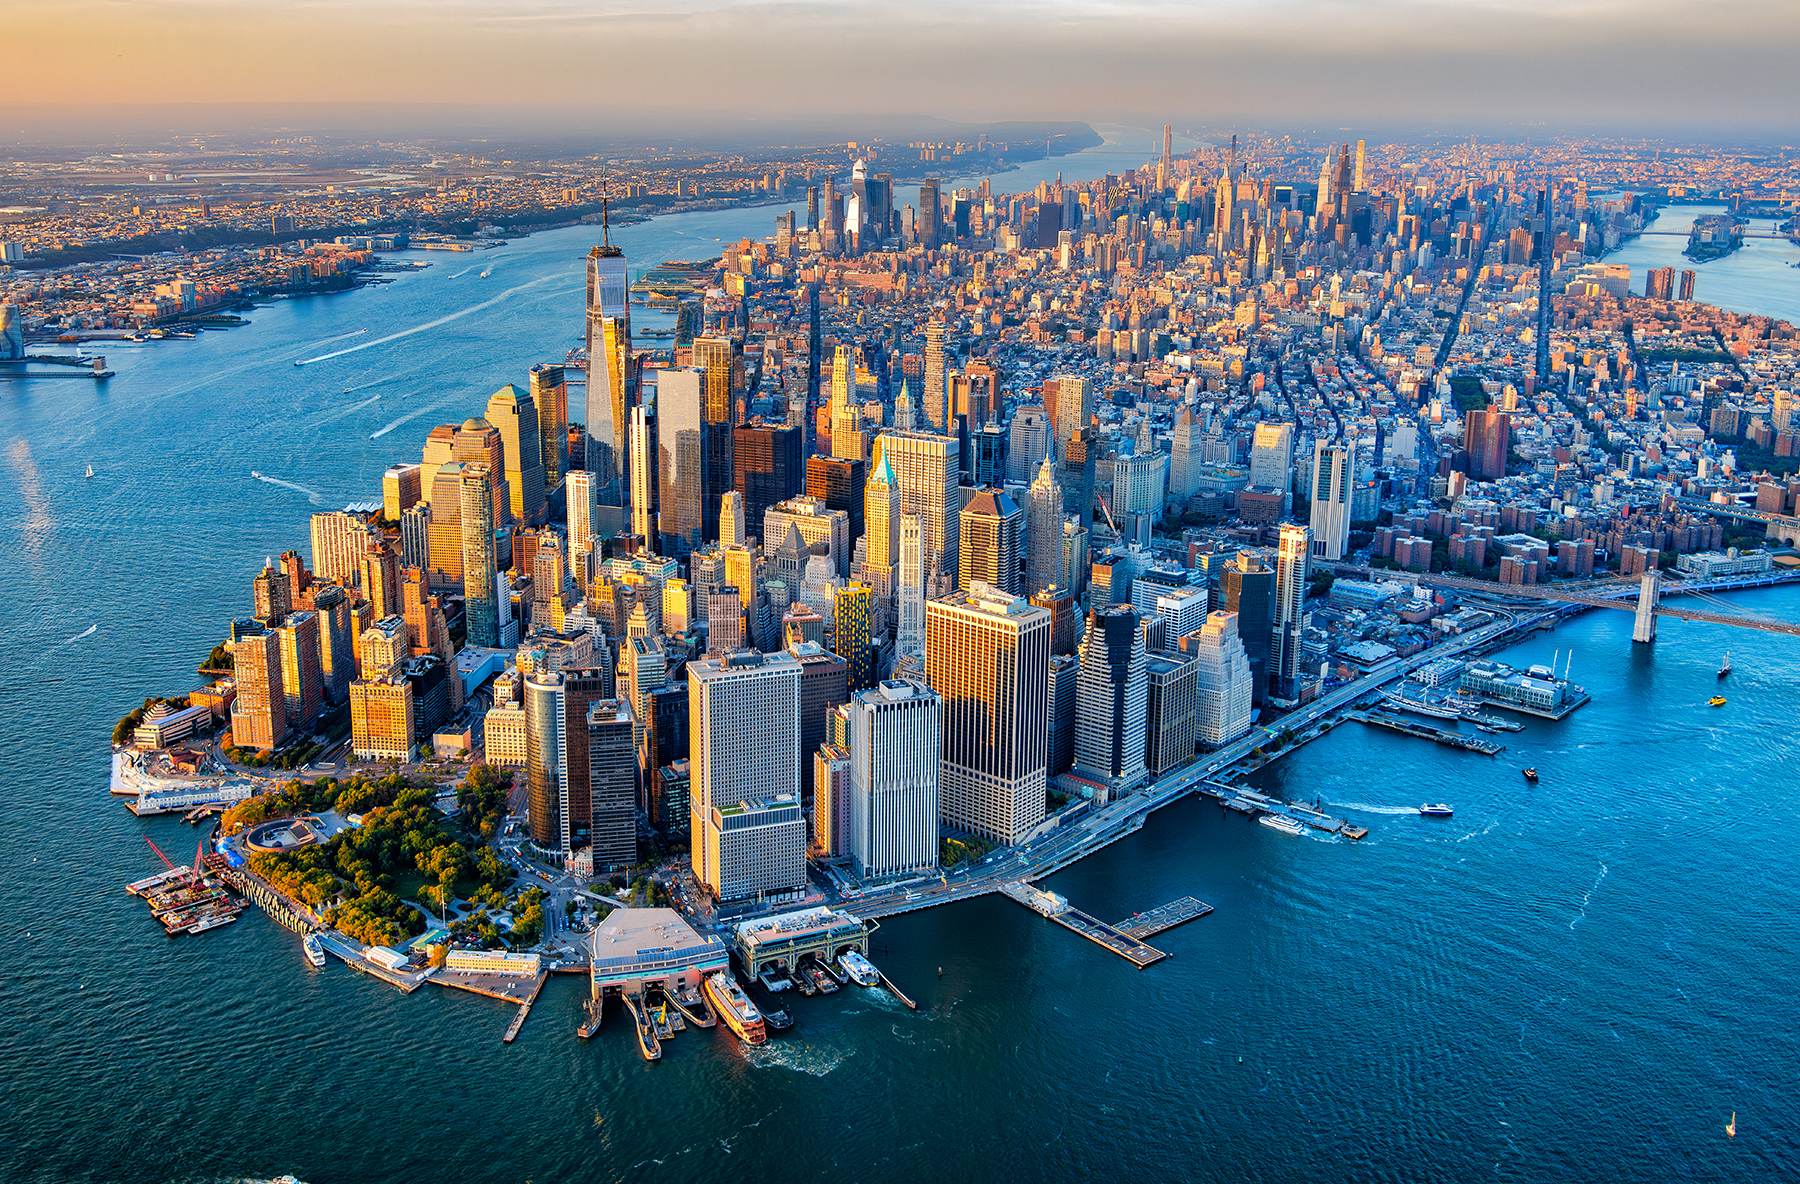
[1,202,1797,1183]
[1605,201,1800,324]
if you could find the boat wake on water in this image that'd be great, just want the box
[311,394,381,427]
[251,471,325,504]
[292,273,564,366]
[63,624,98,645]
[1330,801,1421,816]
[370,391,468,439]
[300,328,366,354]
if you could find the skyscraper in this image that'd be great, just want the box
[453,417,509,530]
[922,318,948,432]
[692,336,734,426]
[1007,406,1049,484]
[958,489,1022,595]
[1043,374,1092,454]
[828,344,866,461]
[1249,422,1294,491]
[927,584,1052,845]
[629,403,655,543]
[805,455,865,545]
[529,363,567,493]
[1462,408,1511,482]
[229,630,287,751]
[1221,550,1274,707]
[733,419,803,533]
[585,229,631,501]
[1309,441,1352,561]
[846,679,942,878]
[1183,611,1254,748]
[1354,139,1366,191]
[1272,523,1311,703]
[1071,604,1148,801]
[586,698,637,868]
[719,490,746,548]
[833,581,874,690]
[460,463,498,647]
[1168,405,1201,499]
[274,611,324,730]
[1144,652,1197,776]
[525,670,566,849]
[918,178,941,250]
[566,468,598,578]
[688,649,804,898]
[558,666,613,855]
[871,431,959,584]
[1023,452,1063,598]
[485,384,546,528]
[897,514,925,655]
[862,452,899,611]
[657,367,705,557]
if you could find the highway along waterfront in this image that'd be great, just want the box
[3,208,1799,1182]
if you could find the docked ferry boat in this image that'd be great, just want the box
[704,971,767,1045]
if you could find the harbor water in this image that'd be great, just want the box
[2,209,1798,1182]
[1605,200,1800,324]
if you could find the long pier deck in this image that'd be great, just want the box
[1353,711,1505,753]
[502,973,548,1043]
[999,882,1169,968]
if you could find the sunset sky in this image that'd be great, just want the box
[9,0,1795,133]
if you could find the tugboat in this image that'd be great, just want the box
[1523,767,1539,783]
[763,1007,794,1032]
[1418,804,1455,817]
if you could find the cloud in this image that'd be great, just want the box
[8,0,1798,132]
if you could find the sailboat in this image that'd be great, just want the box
[1726,1112,1736,1138]
[1718,651,1732,679]
[85,464,94,479]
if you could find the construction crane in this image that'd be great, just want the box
[1095,492,1120,535]
[143,834,202,889]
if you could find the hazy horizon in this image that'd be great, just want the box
[11,0,1800,142]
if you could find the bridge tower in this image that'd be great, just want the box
[1632,569,1660,644]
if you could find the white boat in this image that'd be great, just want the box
[1718,651,1731,678]
[1259,814,1306,836]
[186,912,237,935]
[304,932,326,967]
[837,949,880,987]
[85,465,94,479]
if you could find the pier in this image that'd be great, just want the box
[501,974,548,1044]
[998,882,1169,968]
[1353,711,1505,754]
[1114,897,1214,941]
[876,969,918,1009]
[622,991,663,1061]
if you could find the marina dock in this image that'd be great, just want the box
[999,882,1169,968]
[1353,711,1505,754]
[1114,897,1214,941]
[1193,781,1363,837]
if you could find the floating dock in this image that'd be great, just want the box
[999,882,1169,968]
[1354,711,1505,754]
[1114,897,1214,941]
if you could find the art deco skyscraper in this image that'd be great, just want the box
[1025,451,1064,596]
[863,452,899,608]
[926,584,1051,845]
[486,384,546,528]
[460,462,498,647]
[871,430,959,585]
